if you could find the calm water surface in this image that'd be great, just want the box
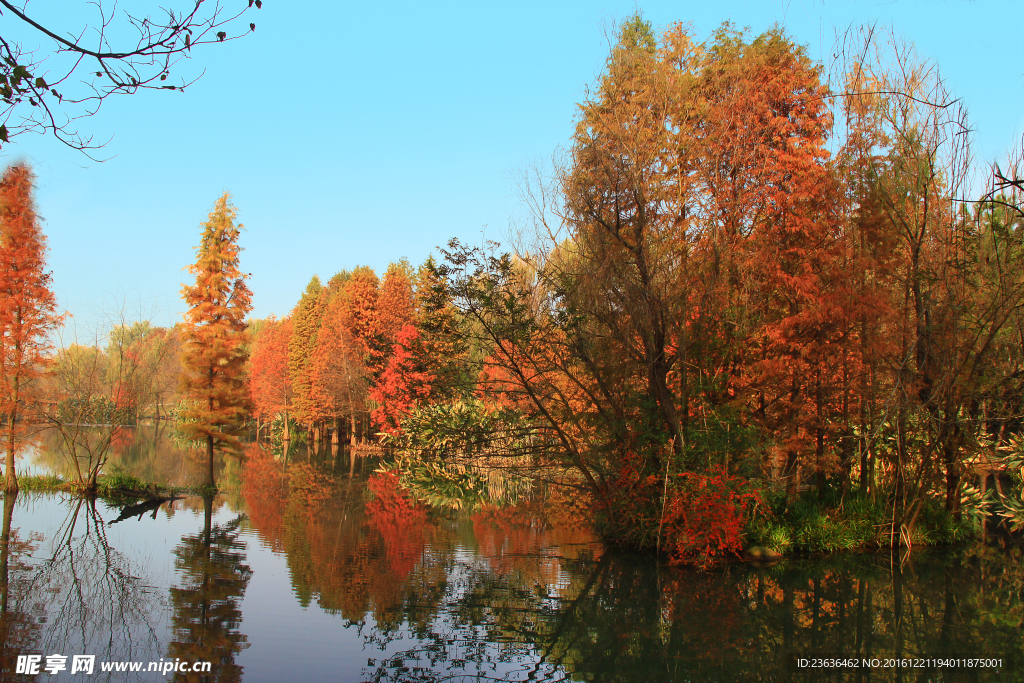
[1,428,1022,682]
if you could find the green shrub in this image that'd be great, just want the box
[97,465,150,495]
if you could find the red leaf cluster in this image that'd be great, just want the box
[659,472,761,569]
[369,324,433,435]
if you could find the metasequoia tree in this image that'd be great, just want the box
[825,29,1024,530]
[0,163,57,493]
[0,0,263,152]
[369,324,433,435]
[288,276,324,429]
[557,16,688,465]
[341,266,380,365]
[336,266,379,442]
[309,291,368,446]
[179,194,252,489]
[248,315,293,440]
[370,261,415,369]
[712,29,845,504]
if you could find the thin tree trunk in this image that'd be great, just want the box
[4,373,19,493]
[206,434,215,489]
[4,415,17,494]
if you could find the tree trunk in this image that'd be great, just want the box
[206,434,216,489]
[4,373,19,494]
[784,448,799,507]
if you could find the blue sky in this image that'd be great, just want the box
[4,0,1022,334]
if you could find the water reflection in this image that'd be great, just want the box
[1,492,166,681]
[0,492,41,676]
[237,448,1023,682]
[29,425,243,490]
[0,440,1021,682]
[168,496,251,682]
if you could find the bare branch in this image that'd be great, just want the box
[0,0,261,153]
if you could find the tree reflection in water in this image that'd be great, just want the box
[168,495,252,683]
[238,449,1024,682]
[0,491,42,677]
[0,493,164,680]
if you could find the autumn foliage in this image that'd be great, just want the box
[0,163,58,492]
[179,193,252,488]
[247,257,460,447]
[249,315,293,431]
[369,324,433,435]
[659,473,761,569]
[239,16,1024,561]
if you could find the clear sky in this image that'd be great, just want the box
[3,0,1022,336]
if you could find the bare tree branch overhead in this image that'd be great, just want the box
[0,0,262,154]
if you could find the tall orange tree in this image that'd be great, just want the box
[179,194,252,489]
[309,289,368,444]
[0,163,58,493]
[249,315,294,440]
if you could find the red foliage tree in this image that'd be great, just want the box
[724,33,847,504]
[288,276,325,429]
[340,266,379,360]
[179,194,252,489]
[369,324,433,435]
[0,163,58,492]
[375,262,415,349]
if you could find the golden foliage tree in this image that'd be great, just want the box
[179,194,252,489]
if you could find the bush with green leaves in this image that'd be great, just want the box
[993,437,1024,532]
[378,399,538,510]
[381,399,548,459]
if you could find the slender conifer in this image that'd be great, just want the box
[179,194,252,489]
[0,164,58,493]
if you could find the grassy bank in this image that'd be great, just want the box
[745,489,977,554]
[13,469,209,500]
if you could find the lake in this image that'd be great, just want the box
[1,427,1022,682]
